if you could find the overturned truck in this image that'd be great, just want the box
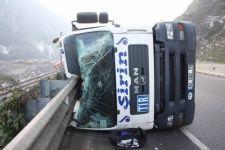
[58,12,196,130]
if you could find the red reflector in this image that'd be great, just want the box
[178,23,184,31]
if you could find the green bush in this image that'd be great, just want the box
[0,85,39,149]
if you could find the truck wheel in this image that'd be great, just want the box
[99,12,108,23]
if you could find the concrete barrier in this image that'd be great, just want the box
[196,62,225,77]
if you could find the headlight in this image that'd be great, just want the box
[188,92,193,100]
[167,115,174,127]
[165,23,174,40]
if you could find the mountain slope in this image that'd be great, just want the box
[0,0,69,60]
[177,0,225,62]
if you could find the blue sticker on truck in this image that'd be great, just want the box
[137,95,149,113]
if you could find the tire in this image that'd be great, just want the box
[77,12,98,23]
[99,12,108,23]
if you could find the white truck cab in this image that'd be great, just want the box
[58,12,196,130]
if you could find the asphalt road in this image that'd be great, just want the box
[60,73,225,150]
[186,73,225,150]
[60,128,199,150]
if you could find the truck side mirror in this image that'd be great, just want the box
[53,37,59,43]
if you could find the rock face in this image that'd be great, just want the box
[177,0,225,62]
[0,0,69,60]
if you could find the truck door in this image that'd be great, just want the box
[114,32,154,130]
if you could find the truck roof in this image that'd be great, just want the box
[59,24,153,43]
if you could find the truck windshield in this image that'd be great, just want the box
[74,31,117,128]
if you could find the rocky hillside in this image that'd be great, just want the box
[0,0,69,61]
[177,0,225,63]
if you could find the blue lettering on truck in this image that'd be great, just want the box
[116,37,130,123]
[137,95,149,113]
[117,51,129,109]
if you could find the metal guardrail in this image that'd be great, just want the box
[4,76,81,150]
[0,71,59,96]
[0,71,58,90]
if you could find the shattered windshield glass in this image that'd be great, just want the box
[75,31,116,128]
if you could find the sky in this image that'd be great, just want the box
[38,0,193,26]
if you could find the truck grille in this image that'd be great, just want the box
[128,44,149,115]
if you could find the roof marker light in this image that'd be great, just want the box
[178,23,185,31]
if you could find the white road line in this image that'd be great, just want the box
[180,127,210,150]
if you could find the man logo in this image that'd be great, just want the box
[134,77,139,85]
[134,86,139,94]
[139,76,147,85]
[133,68,139,94]
[133,68,138,76]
